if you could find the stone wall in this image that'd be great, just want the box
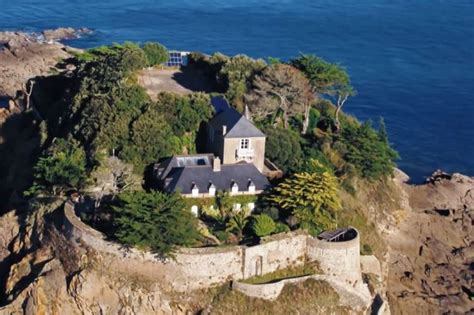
[63,202,307,291]
[306,230,361,283]
[243,232,307,278]
[63,202,363,292]
[232,275,372,310]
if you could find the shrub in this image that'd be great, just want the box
[274,222,290,234]
[28,139,87,196]
[264,127,303,173]
[262,206,280,221]
[142,42,168,66]
[225,209,250,240]
[252,214,276,237]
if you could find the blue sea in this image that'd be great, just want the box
[1,0,473,182]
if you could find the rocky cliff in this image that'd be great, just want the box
[387,172,473,314]
[0,171,471,314]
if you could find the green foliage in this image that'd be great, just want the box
[271,160,341,234]
[55,44,213,173]
[219,55,266,111]
[120,109,180,172]
[340,121,399,179]
[28,139,87,196]
[274,222,290,234]
[225,208,251,240]
[264,127,303,173]
[245,64,314,129]
[142,42,168,66]
[252,214,276,237]
[261,206,280,221]
[119,42,148,73]
[154,92,213,136]
[110,191,200,258]
[291,54,353,97]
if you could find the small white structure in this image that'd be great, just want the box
[191,183,199,197]
[190,205,199,217]
[208,182,216,196]
[231,182,239,195]
[248,179,256,193]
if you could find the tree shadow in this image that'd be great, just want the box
[171,65,220,93]
[0,112,41,214]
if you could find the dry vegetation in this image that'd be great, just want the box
[241,261,321,284]
[185,279,352,315]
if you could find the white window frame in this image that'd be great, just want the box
[240,138,250,150]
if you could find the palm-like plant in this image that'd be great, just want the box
[225,208,250,240]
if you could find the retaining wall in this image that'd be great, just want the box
[232,275,372,310]
[243,232,307,279]
[63,201,363,292]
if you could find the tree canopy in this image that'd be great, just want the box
[264,127,304,173]
[340,121,399,179]
[246,64,314,131]
[28,138,87,196]
[111,191,200,258]
[142,42,168,66]
[270,160,341,234]
[291,54,355,131]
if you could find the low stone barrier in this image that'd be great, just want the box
[232,275,372,310]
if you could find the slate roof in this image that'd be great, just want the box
[156,156,270,195]
[208,96,265,139]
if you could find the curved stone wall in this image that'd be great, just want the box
[62,202,309,291]
[306,228,361,283]
[232,275,371,310]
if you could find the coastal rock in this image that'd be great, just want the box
[0,29,77,100]
[387,171,474,314]
[42,27,91,42]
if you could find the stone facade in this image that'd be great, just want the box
[220,136,266,172]
[307,233,361,283]
[63,202,363,292]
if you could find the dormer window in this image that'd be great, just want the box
[208,182,216,196]
[240,138,250,150]
[248,179,256,193]
[191,183,199,197]
[231,181,239,195]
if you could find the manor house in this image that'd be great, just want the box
[153,96,271,199]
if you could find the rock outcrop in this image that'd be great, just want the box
[387,172,473,314]
[0,28,87,102]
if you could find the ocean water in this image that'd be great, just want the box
[1,0,473,182]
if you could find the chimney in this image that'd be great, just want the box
[245,105,251,120]
[213,156,221,172]
[222,125,227,135]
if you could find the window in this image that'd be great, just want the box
[240,138,250,150]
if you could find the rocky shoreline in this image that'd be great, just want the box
[0,28,89,100]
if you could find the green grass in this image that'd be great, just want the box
[241,261,321,284]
